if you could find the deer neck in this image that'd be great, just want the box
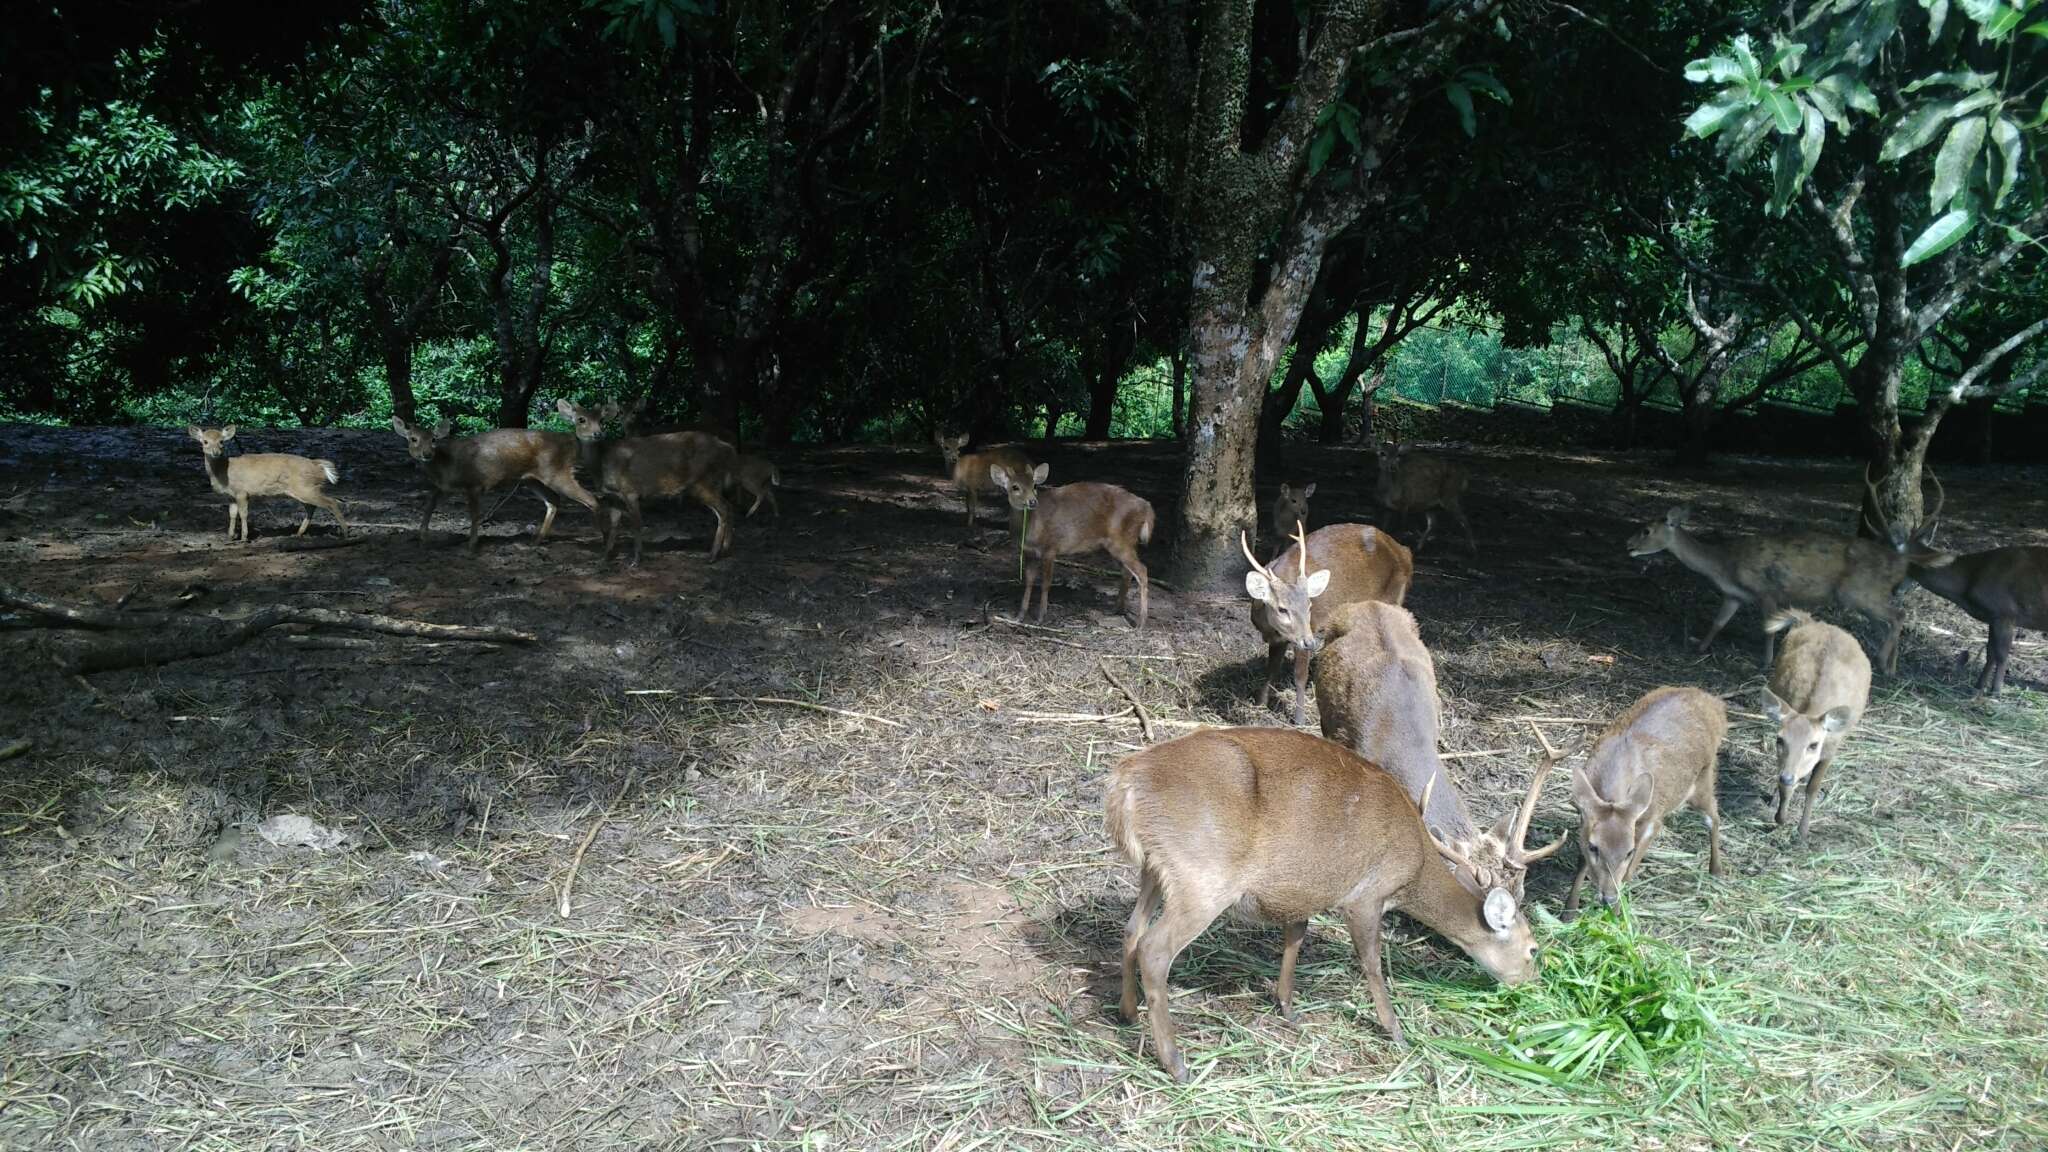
[1907,553,1968,602]
[1392,853,1490,954]
[202,454,232,494]
[1665,527,1742,595]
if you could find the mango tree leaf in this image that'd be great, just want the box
[1902,208,1975,266]
[1461,69,1512,105]
[1731,35,1760,85]
[2025,22,2048,41]
[1957,0,2001,21]
[1804,80,1846,127]
[1990,116,2022,207]
[1881,91,1997,161]
[1772,133,1804,214]
[1766,90,1802,134]
[1903,70,1994,93]
[1685,98,1750,139]
[1930,115,1986,214]
[1446,81,1477,136]
[1799,102,1826,185]
[1984,5,2027,38]
[1921,0,1949,41]
[1685,56,1745,84]
[1308,124,1338,175]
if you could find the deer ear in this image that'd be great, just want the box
[600,402,620,422]
[1759,688,1787,725]
[187,425,204,441]
[1244,569,1272,604]
[1571,761,1600,809]
[220,426,237,441]
[1820,705,1854,734]
[953,433,971,448]
[1278,483,1291,499]
[1666,506,1690,527]
[1486,807,1516,843]
[1304,569,1332,598]
[1483,888,1517,933]
[1302,482,1316,498]
[432,420,452,440]
[988,464,1009,487]
[1359,526,1377,552]
[1032,462,1049,484]
[390,416,409,434]
[555,398,576,419]
[1624,773,1655,814]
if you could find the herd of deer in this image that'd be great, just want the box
[181,417,2042,1082]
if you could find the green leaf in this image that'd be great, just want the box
[1771,133,1803,214]
[1930,115,1986,214]
[1990,116,2022,208]
[1684,56,1745,84]
[656,3,675,48]
[1799,102,1826,185]
[1731,35,1760,85]
[1461,69,1512,105]
[1446,81,1477,137]
[1921,0,1949,41]
[2025,22,2048,41]
[1902,70,1994,93]
[1984,5,2027,38]
[1880,91,1997,161]
[1902,208,1975,266]
[1766,89,1802,134]
[1685,99,1748,139]
[1804,81,1846,127]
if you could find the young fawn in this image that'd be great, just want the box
[1565,687,1728,914]
[1761,609,1870,842]
[557,399,737,565]
[391,416,598,551]
[1909,544,2047,696]
[1314,601,1566,895]
[1627,506,1908,672]
[1375,439,1475,555]
[999,471,1153,630]
[1269,482,1314,550]
[1243,523,1415,725]
[187,425,347,542]
[1107,727,1540,1082]
[726,454,782,518]
[937,432,1043,528]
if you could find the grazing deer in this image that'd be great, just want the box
[1909,544,2048,696]
[187,425,347,542]
[1106,726,1540,1082]
[1375,439,1475,555]
[1001,473,1153,630]
[1565,687,1728,914]
[392,416,598,551]
[1314,601,1566,893]
[556,399,737,565]
[937,432,1044,528]
[1243,524,1415,725]
[1627,505,1909,673]
[726,454,782,518]
[1760,609,1870,842]
[1269,482,1314,549]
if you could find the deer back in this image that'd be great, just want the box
[1768,613,1871,729]
[598,432,736,498]
[1912,545,2048,629]
[1025,482,1152,556]
[227,454,338,498]
[1726,532,1906,606]
[429,429,576,492]
[1378,451,1466,513]
[1578,687,1727,824]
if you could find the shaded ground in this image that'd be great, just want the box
[2,425,2045,1149]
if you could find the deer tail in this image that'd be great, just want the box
[1764,608,1814,635]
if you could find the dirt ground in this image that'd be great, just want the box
[2,424,2044,1149]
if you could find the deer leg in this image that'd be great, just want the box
[1416,510,1437,553]
[694,482,733,560]
[764,488,780,518]
[1018,553,1035,621]
[417,490,440,544]
[295,509,311,536]
[224,503,236,541]
[1698,596,1742,654]
[1623,822,1659,884]
[965,486,978,528]
[236,496,252,542]
[624,496,647,567]
[1136,891,1230,1083]
[1036,553,1055,622]
[1259,643,1287,709]
[315,493,347,536]
[1120,869,1162,1023]
[1563,858,1588,917]
[1701,768,1725,876]
[1275,920,1308,1022]
[1340,901,1401,1044]
[1452,497,1477,556]
[535,485,560,541]
[1879,607,1901,676]
[464,490,483,552]
[1289,648,1311,726]
[1985,618,2015,697]
[1107,541,1148,630]
[1798,757,1828,845]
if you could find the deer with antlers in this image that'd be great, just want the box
[1243,523,1414,725]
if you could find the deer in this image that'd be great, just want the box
[187,425,348,542]
[1269,482,1314,551]
[1626,503,1910,673]
[1908,543,2048,697]
[937,432,1044,528]
[1106,726,1541,1082]
[392,416,598,551]
[726,454,782,519]
[1375,438,1475,555]
[556,399,736,565]
[1242,523,1415,725]
[1313,600,1567,895]
[1759,609,1870,843]
[1564,686,1728,915]
[999,471,1153,630]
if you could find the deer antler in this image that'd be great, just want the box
[1922,467,1944,533]
[1862,463,1894,541]
[1293,520,1308,579]
[1420,775,1486,875]
[1509,722,1569,864]
[1240,531,1276,582]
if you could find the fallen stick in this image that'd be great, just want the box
[690,695,906,728]
[560,765,637,918]
[0,739,29,762]
[2,583,163,629]
[1439,748,1510,760]
[1100,660,1155,743]
[263,535,365,553]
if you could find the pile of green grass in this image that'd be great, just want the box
[1428,904,1730,1086]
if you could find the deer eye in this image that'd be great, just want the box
[1586,844,1601,858]
[1808,741,1821,751]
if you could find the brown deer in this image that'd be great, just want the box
[1001,473,1153,630]
[1565,687,1728,914]
[1375,439,1475,555]
[1314,601,1566,894]
[392,416,598,551]
[1760,609,1870,842]
[1909,544,2048,696]
[1269,482,1314,550]
[556,399,736,565]
[938,432,1044,528]
[1106,726,1540,1082]
[1243,524,1415,725]
[188,426,348,542]
[1626,505,1909,673]
[726,454,782,518]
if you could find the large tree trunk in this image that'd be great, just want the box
[1083,322,1137,440]
[1169,346,1186,439]
[1677,372,1722,465]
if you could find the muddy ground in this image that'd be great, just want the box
[1,424,2042,1149]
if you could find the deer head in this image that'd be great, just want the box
[1243,523,1329,655]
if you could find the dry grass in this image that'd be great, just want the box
[1,428,2045,1149]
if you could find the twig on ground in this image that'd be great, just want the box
[0,739,29,762]
[691,696,906,728]
[1100,660,1155,743]
[560,764,637,918]
[1440,748,1510,760]
[263,535,365,553]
